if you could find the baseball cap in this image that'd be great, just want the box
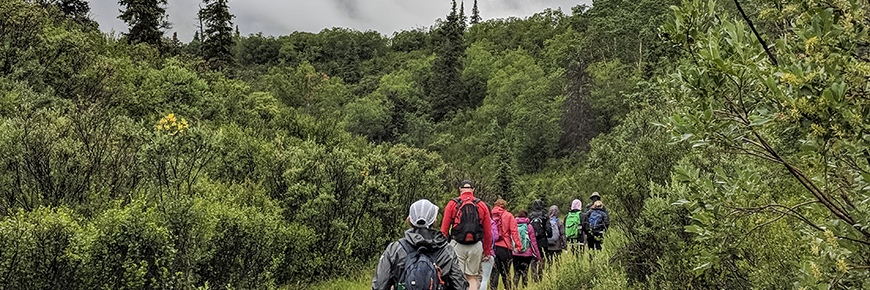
[408,199,439,228]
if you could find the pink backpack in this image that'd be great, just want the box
[490,218,500,242]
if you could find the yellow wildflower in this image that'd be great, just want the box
[811,243,819,256]
[837,259,848,273]
[811,261,821,278]
[810,123,826,137]
[825,229,838,248]
[781,73,800,85]
[805,37,819,54]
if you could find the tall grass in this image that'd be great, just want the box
[524,226,631,290]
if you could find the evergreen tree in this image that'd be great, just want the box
[494,138,516,200]
[471,0,481,25]
[199,0,236,70]
[427,0,466,121]
[184,31,203,56]
[460,1,466,29]
[117,0,169,46]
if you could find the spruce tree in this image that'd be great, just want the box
[459,1,466,29]
[494,138,516,200]
[427,0,466,121]
[118,0,169,46]
[199,0,236,70]
[471,0,481,25]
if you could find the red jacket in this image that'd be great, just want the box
[440,192,493,256]
[491,206,522,252]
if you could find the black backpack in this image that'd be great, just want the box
[398,239,444,290]
[530,213,550,240]
[450,198,484,244]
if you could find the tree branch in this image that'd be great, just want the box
[733,0,778,66]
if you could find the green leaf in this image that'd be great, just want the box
[749,115,772,127]
[685,225,705,234]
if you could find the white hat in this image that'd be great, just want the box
[409,199,439,228]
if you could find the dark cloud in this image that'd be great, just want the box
[89,0,592,42]
[333,0,362,20]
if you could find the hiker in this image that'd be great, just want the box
[512,210,541,288]
[582,200,610,250]
[440,180,493,290]
[585,192,608,214]
[565,199,585,254]
[545,205,567,263]
[490,199,521,290]
[372,199,469,290]
[479,203,499,290]
[528,200,549,282]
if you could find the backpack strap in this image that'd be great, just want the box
[449,198,461,230]
[397,239,414,282]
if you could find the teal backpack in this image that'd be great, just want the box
[515,223,532,253]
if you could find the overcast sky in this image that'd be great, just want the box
[89,0,592,42]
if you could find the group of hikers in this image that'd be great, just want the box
[372,180,611,290]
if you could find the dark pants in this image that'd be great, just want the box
[512,255,534,288]
[531,246,546,282]
[588,234,603,250]
[490,246,513,290]
[544,249,562,265]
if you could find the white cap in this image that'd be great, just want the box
[409,199,439,228]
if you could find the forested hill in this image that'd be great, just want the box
[2,0,870,289]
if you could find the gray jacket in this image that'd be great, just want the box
[372,227,468,290]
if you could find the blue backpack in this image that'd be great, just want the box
[589,210,605,235]
[398,239,444,290]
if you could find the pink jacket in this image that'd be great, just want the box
[492,206,522,252]
[512,217,541,260]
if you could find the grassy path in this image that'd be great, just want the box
[301,227,630,290]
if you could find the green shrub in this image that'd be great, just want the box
[0,207,87,289]
[85,201,179,289]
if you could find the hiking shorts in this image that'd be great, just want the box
[450,240,483,276]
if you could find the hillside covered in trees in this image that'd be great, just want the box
[1,0,869,289]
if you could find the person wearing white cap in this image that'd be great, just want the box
[372,199,469,290]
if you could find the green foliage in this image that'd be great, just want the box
[661,0,870,287]
[17,0,865,288]
[0,207,87,289]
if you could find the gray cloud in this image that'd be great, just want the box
[88,0,592,42]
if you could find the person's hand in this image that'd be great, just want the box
[482,255,492,263]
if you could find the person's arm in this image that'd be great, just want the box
[440,245,470,290]
[440,200,456,238]
[510,215,521,252]
[582,213,590,235]
[604,212,610,230]
[480,203,493,256]
[371,243,398,290]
